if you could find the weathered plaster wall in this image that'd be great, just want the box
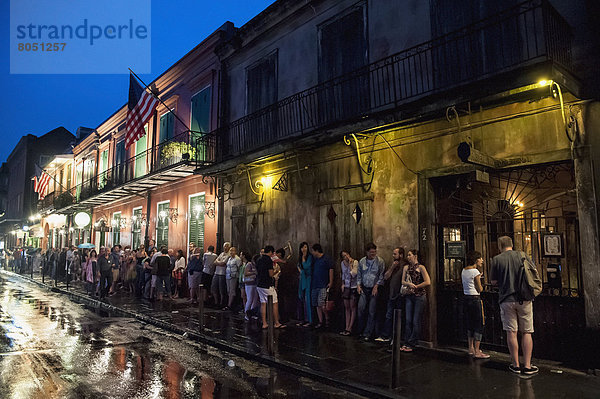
[226,0,430,122]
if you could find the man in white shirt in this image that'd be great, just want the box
[211,242,230,308]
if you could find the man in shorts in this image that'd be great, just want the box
[255,245,284,329]
[491,236,538,375]
[310,243,333,329]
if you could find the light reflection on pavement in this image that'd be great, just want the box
[0,276,365,399]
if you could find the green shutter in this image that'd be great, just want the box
[159,112,174,143]
[132,208,142,248]
[113,212,121,245]
[157,202,169,248]
[188,194,205,250]
[99,150,108,188]
[135,132,147,178]
[191,87,211,162]
[66,164,72,190]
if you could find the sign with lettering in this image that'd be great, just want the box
[445,241,466,259]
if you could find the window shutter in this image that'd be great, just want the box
[188,194,205,250]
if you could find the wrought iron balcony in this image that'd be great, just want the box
[41,130,215,213]
[199,0,572,168]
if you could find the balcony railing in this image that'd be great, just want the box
[41,130,215,211]
[207,0,571,162]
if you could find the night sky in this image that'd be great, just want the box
[0,0,275,163]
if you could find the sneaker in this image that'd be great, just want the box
[363,336,371,342]
[375,337,391,343]
[521,365,539,375]
[509,364,521,374]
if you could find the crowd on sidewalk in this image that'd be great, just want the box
[4,234,539,376]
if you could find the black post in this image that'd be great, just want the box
[267,295,275,355]
[54,260,58,287]
[66,261,69,290]
[30,256,33,279]
[390,308,403,389]
[198,284,205,331]
[42,258,45,283]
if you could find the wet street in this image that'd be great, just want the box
[0,275,364,399]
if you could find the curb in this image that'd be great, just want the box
[2,270,402,399]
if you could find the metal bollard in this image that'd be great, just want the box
[42,260,45,284]
[266,295,274,355]
[55,262,58,287]
[390,308,403,389]
[198,284,205,331]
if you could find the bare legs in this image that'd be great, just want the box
[260,302,281,328]
[343,299,357,332]
[506,331,532,367]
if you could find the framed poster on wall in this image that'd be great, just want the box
[542,233,563,257]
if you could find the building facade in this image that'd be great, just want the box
[193,0,600,360]
[38,23,235,254]
[0,127,75,249]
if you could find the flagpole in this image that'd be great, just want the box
[128,68,192,132]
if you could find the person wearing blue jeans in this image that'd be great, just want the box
[357,242,385,341]
[401,249,431,351]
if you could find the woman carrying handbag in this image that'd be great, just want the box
[400,249,431,352]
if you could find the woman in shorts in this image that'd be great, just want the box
[340,250,358,335]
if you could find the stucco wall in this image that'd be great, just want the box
[226,0,430,122]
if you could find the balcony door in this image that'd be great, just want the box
[318,5,368,123]
[114,140,127,185]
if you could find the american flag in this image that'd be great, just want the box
[33,166,52,200]
[125,73,158,150]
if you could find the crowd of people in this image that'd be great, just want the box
[2,234,538,374]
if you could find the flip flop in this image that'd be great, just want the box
[474,353,490,359]
[261,325,268,330]
[275,324,286,329]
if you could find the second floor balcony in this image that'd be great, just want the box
[197,0,574,174]
[41,130,215,213]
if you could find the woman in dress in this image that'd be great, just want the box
[173,249,186,298]
[82,249,98,296]
[400,249,431,352]
[340,250,358,335]
[243,253,260,321]
[297,242,312,327]
[224,247,241,311]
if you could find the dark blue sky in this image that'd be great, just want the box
[0,0,275,163]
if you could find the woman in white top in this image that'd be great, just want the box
[173,249,186,298]
[462,250,489,359]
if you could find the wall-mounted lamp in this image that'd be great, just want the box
[159,208,178,223]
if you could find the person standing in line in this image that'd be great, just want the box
[82,249,98,296]
[155,247,172,301]
[243,254,260,321]
[400,249,431,352]
[98,248,114,299]
[202,245,218,304]
[173,249,186,298]
[224,246,241,311]
[310,244,334,330]
[491,236,538,375]
[109,245,121,295]
[256,245,284,329]
[211,242,231,308]
[297,242,313,327]
[238,251,250,311]
[340,250,359,336]
[376,247,407,342]
[356,243,386,341]
[463,250,489,359]
[187,248,203,304]
[135,245,147,297]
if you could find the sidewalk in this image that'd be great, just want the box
[6,270,600,399]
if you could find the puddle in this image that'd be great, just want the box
[0,275,363,398]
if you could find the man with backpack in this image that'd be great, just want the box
[490,236,539,375]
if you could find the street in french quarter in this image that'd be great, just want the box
[2,0,600,398]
